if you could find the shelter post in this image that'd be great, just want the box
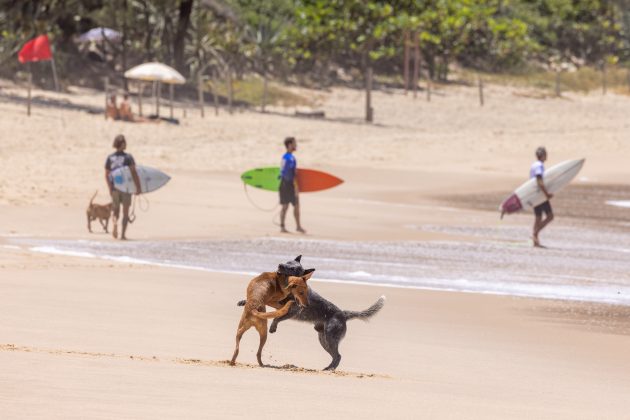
[555,70,561,97]
[169,83,174,119]
[50,57,59,92]
[478,75,484,107]
[262,68,268,113]
[27,64,32,116]
[137,82,143,116]
[227,66,233,114]
[365,66,373,122]
[602,62,607,96]
[104,76,109,120]
[403,30,410,94]
[198,72,204,117]
[212,72,219,116]
[154,81,160,116]
[412,32,419,99]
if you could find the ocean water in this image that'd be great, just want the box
[8,224,630,305]
[607,200,630,209]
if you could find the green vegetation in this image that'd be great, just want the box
[209,77,313,107]
[1,0,628,96]
[459,65,630,94]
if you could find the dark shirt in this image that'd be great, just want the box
[280,152,296,182]
[105,151,135,184]
[105,151,135,172]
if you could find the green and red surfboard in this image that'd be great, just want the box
[240,167,343,192]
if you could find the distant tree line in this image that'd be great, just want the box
[0,0,627,87]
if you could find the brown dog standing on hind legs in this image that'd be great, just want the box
[230,257,314,367]
[86,191,112,233]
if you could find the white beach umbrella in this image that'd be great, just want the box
[124,62,185,84]
[124,62,185,118]
[78,27,121,43]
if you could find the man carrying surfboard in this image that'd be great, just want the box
[531,147,554,247]
[105,134,141,240]
[279,137,306,234]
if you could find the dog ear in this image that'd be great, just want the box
[302,269,315,281]
[294,255,302,263]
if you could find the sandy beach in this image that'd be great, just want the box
[2,78,630,419]
[2,248,630,419]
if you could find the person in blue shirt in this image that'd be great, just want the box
[279,137,306,233]
[530,146,553,247]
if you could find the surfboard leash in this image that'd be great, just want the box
[129,194,150,224]
[243,183,279,212]
[129,195,137,224]
[271,211,282,227]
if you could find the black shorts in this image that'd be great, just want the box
[279,180,297,205]
[534,200,552,217]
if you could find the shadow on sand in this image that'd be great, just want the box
[0,92,103,114]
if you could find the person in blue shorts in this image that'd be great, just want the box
[531,146,553,247]
[279,137,306,234]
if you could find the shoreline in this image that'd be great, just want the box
[5,227,630,307]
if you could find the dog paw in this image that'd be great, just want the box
[269,325,277,333]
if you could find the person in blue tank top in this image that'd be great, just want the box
[279,137,306,233]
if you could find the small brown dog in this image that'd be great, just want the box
[230,268,314,367]
[86,191,112,233]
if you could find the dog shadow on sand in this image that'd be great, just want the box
[0,344,387,379]
[180,358,388,379]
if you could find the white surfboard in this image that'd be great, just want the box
[500,159,585,216]
[111,165,171,194]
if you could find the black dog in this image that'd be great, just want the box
[277,255,307,277]
[238,286,385,371]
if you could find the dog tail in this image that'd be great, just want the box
[89,190,98,205]
[236,300,246,307]
[251,301,293,320]
[343,296,386,321]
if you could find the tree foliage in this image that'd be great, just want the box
[0,0,627,85]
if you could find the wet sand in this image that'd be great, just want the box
[442,183,630,227]
[10,220,630,305]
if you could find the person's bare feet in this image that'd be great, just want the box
[532,236,545,248]
[280,226,289,233]
[296,227,306,234]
